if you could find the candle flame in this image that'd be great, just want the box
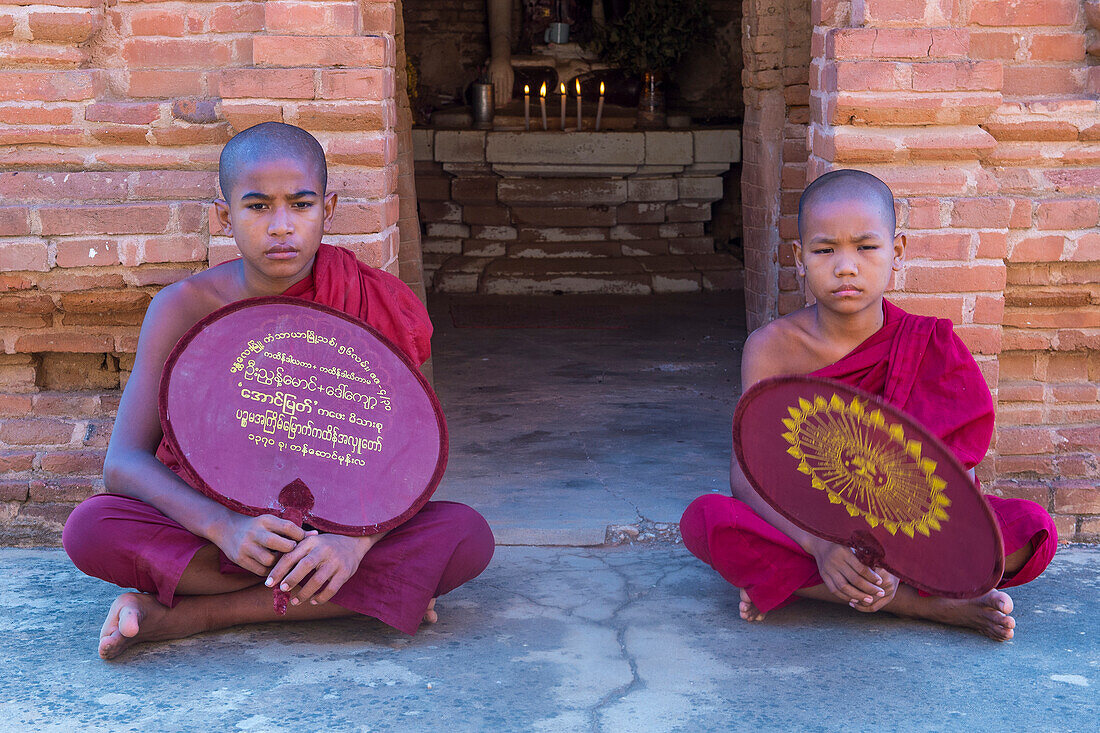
[576,79,581,95]
[524,84,530,94]
[559,82,565,94]
[600,81,605,95]
[540,82,546,97]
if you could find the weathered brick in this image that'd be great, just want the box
[14,332,114,354]
[1009,234,1066,262]
[214,69,315,100]
[903,262,1006,292]
[253,35,387,68]
[28,10,99,43]
[0,241,48,272]
[969,0,1079,27]
[951,198,1013,229]
[40,450,106,475]
[196,3,260,32]
[294,102,389,131]
[319,69,393,100]
[265,1,360,36]
[29,477,98,502]
[39,204,171,237]
[0,418,76,446]
[1035,200,1100,231]
[1054,486,1100,515]
[127,70,204,98]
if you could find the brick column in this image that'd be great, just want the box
[740,0,812,330]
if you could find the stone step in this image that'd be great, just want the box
[429,253,744,295]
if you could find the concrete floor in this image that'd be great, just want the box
[2,546,1097,731]
[431,293,747,544]
[6,293,1097,731]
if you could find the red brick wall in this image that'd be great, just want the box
[0,0,403,544]
[807,0,1099,541]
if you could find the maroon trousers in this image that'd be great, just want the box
[63,495,495,635]
[680,493,1057,613]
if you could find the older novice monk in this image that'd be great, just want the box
[63,123,494,659]
[681,170,1056,641]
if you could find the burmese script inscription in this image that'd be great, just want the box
[229,329,394,469]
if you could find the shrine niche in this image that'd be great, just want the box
[402,0,745,295]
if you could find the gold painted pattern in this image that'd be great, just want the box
[781,393,951,538]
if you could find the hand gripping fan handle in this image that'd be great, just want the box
[272,479,315,616]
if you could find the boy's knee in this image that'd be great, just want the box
[427,502,494,590]
[680,494,727,561]
[62,495,118,574]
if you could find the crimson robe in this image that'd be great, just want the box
[681,300,1057,612]
[65,244,493,635]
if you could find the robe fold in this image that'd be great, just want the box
[64,244,494,635]
[681,299,1057,612]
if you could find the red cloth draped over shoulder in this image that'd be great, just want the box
[155,243,433,475]
[811,299,994,470]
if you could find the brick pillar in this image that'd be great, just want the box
[740,0,812,330]
[393,0,426,302]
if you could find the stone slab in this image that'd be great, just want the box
[411,128,434,162]
[433,131,487,164]
[693,128,742,163]
[644,131,694,166]
[486,132,644,165]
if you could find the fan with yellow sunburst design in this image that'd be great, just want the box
[734,375,1004,599]
[781,392,951,539]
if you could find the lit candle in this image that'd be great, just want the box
[595,81,605,131]
[524,84,530,131]
[539,82,547,131]
[576,78,582,131]
[559,82,566,131]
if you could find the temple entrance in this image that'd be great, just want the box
[403,1,759,540]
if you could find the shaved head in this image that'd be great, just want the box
[218,122,327,200]
[797,169,896,240]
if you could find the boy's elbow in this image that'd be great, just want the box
[102,450,142,495]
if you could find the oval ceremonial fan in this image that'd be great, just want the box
[160,296,447,612]
[733,375,1003,598]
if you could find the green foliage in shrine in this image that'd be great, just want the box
[588,0,712,74]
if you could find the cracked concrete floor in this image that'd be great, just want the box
[430,293,746,544]
[2,546,1097,731]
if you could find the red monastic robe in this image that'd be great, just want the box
[680,300,1057,612]
[64,244,493,634]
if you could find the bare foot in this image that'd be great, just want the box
[739,588,766,622]
[98,592,169,660]
[894,589,1016,641]
[422,597,438,625]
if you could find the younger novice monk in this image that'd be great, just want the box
[680,169,1056,641]
[63,122,495,659]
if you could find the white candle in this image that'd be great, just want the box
[559,82,566,131]
[524,84,530,131]
[576,78,582,131]
[539,82,547,130]
[595,82,605,131]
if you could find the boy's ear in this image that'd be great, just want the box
[793,240,805,276]
[321,191,338,233]
[892,232,906,271]
[213,199,233,237]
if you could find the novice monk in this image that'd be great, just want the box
[63,122,495,659]
[681,169,1056,641]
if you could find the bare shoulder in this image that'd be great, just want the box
[138,265,238,361]
[741,309,819,388]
